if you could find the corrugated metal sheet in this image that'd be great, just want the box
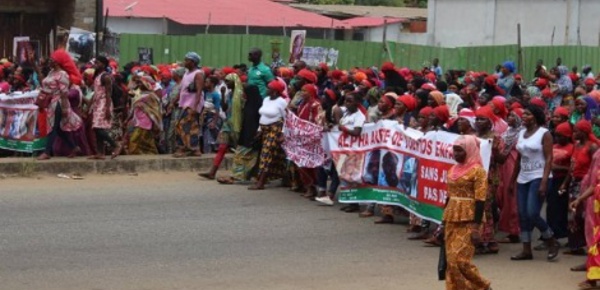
[119,34,600,80]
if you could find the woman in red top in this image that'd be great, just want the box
[561,120,598,258]
[296,84,323,199]
[538,122,574,254]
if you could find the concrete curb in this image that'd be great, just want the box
[0,154,231,176]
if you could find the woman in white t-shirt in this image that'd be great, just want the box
[510,105,560,261]
[325,92,367,209]
[250,80,289,190]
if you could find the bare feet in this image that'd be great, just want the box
[37,153,51,160]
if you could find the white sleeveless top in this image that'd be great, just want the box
[515,127,552,183]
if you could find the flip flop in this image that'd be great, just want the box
[578,280,600,290]
[217,177,235,184]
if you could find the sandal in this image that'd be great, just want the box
[571,264,587,272]
[37,153,51,160]
[198,173,215,180]
[510,252,533,261]
[173,151,188,158]
[578,280,600,290]
[111,144,123,160]
[217,177,235,184]
[359,210,374,218]
[248,185,265,190]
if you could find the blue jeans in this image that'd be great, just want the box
[317,165,340,194]
[517,178,553,243]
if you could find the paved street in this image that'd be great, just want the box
[0,172,583,290]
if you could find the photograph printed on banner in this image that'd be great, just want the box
[333,152,364,185]
[377,150,404,188]
[361,149,381,185]
[399,155,419,198]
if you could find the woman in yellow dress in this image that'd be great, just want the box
[444,135,492,290]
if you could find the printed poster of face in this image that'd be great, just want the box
[67,27,96,63]
[17,40,40,65]
[289,30,306,64]
[138,47,153,65]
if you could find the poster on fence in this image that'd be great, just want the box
[0,91,45,152]
[325,120,492,223]
[67,27,95,63]
[282,111,326,168]
[138,47,153,65]
[289,30,306,64]
[301,47,340,67]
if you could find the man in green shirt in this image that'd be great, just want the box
[247,48,274,98]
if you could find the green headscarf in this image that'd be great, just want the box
[226,73,244,134]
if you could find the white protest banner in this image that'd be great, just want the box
[325,120,492,223]
[282,111,325,168]
[0,91,45,152]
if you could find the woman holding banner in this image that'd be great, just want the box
[296,84,324,199]
[444,135,491,290]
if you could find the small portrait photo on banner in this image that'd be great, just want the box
[378,150,404,188]
[334,152,365,185]
[362,149,381,185]
[399,155,418,197]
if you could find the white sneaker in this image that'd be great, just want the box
[316,196,334,206]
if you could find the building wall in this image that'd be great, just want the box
[427,0,600,47]
[107,17,165,34]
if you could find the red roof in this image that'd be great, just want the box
[341,17,405,28]
[105,0,349,29]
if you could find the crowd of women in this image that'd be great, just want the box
[2,50,600,289]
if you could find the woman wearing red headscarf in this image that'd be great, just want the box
[496,108,523,244]
[559,120,598,261]
[396,94,418,128]
[250,80,289,190]
[473,105,501,254]
[37,50,84,160]
[296,84,324,199]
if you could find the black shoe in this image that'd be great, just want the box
[510,253,533,261]
[547,239,560,261]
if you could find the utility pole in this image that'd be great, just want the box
[95,0,103,57]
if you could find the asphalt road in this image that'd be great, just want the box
[0,172,584,290]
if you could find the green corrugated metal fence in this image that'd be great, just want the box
[119,33,600,80]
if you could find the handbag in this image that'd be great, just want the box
[438,239,447,281]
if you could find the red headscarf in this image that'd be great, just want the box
[536,78,549,89]
[222,66,237,76]
[575,120,600,145]
[324,89,337,102]
[419,106,433,117]
[421,83,436,91]
[268,79,285,95]
[381,62,395,72]
[319,63,329,74]
[433,105,450,124]
[298,69,317,84]
[554,106,570,118]
[491,97,508,119]
[530,98,547,109]
[360,80,373,89]
[510,102,523,110]
[512,108,524,119]
[301,84,318,102]
[398,95,417,112]
[585,78,596,86]
[51,49,82,86]
[555,122,573,138]
[331,70,344,81]
[475,105,498,122]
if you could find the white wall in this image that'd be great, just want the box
[425,0,600,47]
[107,17,165,34]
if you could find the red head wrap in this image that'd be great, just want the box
[510,102,523,110]
[331,70,344,81]
[575,120,600,145]
[360,80,373,89]
[268,79,285,94]
[382,93,395,108]
[530,98,547,109]
[398,95,417,112]
[585,78,596,86]
[298,69,317,84]
[324,89,337,102]
[554,106,570,118]
[222,66,237,76]
[419,106,433,117]
[381,62,395,72]
[51,49,82,86]
[491,98,508,119]
[515,74,522,80]
[475,105,498,122]
[421,83,437,91]
[512,108,524,119]
[426,72,437,82]
[301,84,318,101]
[319,63,329,74]
[536,78,549,88]
[542,88,554,99]
[555,122,573,138]
[484,75,497,86]
[433,105,450,124]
